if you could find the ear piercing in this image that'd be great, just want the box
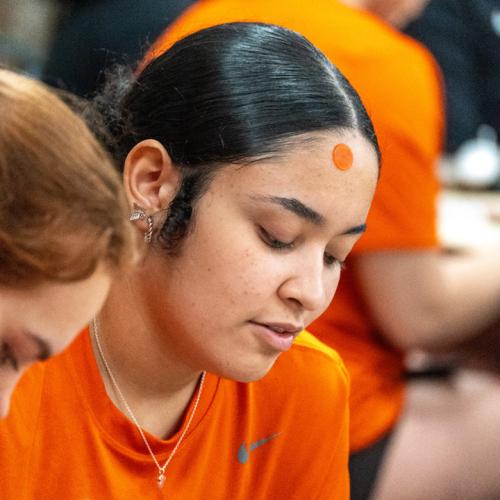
[144,215,154,243]
[129,205,154,243]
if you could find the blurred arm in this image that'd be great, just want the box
[355,247,500,351]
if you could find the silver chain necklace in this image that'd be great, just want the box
[91,318,206,489]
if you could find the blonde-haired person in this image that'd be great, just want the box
[0,69,136,417]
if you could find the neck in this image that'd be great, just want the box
[91,272,203,438]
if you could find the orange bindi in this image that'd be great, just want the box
[332,143,353,170]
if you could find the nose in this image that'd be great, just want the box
[278,252,336,312]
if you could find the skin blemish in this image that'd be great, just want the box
[332,144,353,171]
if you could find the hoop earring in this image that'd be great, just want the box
[129,206,154,244]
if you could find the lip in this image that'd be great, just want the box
[249,321,303,352]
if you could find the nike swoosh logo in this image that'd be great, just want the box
[237,432,281,464]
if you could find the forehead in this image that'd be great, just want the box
[207,130,379,230]
[220,131,377,200]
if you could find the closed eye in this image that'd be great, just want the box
[260,226,346,271]
[324,253,346,269]
[259,227,295,250]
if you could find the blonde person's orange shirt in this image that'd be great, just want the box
[147,0,443,452]
[0,329,349,499]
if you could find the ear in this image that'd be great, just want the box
[123,139,180,213]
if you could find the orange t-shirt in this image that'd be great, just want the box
[0,329,349,499]
[146,0,443,452]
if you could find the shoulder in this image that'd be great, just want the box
[291,330,349,384]
[215,330,349,497]
[243,331,349,489]
[255,330,350,414]
[228,330,350,417]
[226,329,350,448]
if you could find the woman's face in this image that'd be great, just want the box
[0,269,111,417]
[138,131,378,382]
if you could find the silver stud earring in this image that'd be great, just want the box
[129,205,146,222]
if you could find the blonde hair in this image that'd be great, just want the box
[0,69,135,287]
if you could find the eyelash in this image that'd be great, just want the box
[259,227,294,250]
[259,227,346,269]
[324,254,347,270]
[0,343,18,371]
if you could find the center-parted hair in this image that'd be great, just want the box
[92,22,380,252]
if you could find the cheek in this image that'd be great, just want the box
[203,249,270,309]
[189,223,274,302]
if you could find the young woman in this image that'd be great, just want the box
[0,69,136,418]
[0,23,379,498]
[148,3,500,500]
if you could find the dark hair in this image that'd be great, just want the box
[92,22,380,252]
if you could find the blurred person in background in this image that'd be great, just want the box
[42,0,194,96]
[406,0,500,188]
[0,69,136,418]
[343,0,430,27]
[147,1,500,499]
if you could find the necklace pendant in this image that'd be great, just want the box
[157,472,166,489]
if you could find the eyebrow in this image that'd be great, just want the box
[26,332,52,361]
[252,195,326,226]
[251,195,368,235]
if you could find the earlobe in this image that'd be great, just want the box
[123,139,180,213]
